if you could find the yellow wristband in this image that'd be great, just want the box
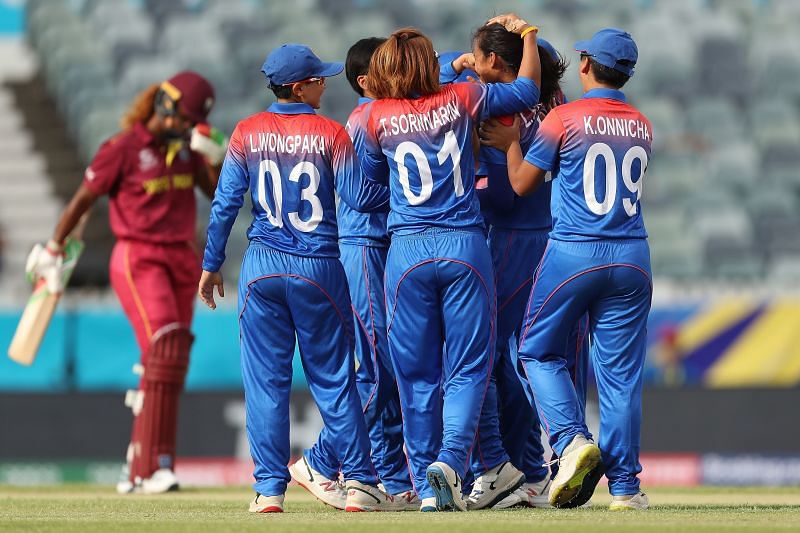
[520,26,538,39]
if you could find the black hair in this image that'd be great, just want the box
[270,84,293,99]
[583,55,631,89]
[473,23,567,112]
[346,37,387,96]
[473,23,522,71]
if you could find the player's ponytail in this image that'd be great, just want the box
[366,28,440,99]
[120,83,160,130]
[538,47,568,113]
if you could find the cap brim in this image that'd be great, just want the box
[574,40,592,53]
[317,61,344,78]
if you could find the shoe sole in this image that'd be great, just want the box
[559,462,606,509]
[475,472,525,510]
[139,482,179,495]
[249,506,283,513]
[549,445,602,508]
[609,503,648,511]
[426,465,464,512]
[288,463,346,510]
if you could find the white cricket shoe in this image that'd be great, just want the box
[523,476,552,508]
[610,491,649,511]
[390,489,420,511]
[466,461,525,510]
[344,480,393,511]
[249,493,284,513]
[548,435,602,508]
[115,464,134,494]
[288,456,346,510]
[139,468,179,494]
[425,462,467,512]
[420,496,438,512]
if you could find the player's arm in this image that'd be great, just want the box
[439,51,476,84]
[480,115,548,196]
[334,127,389,212]
[460,14,541,120]
[199,126,248,309]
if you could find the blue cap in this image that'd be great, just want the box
[574,28,637,76]
[538,38,559,62]
[261,43,344,86]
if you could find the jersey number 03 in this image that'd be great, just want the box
[257,160,323,233]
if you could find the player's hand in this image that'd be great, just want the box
[25,240,65,294]
[198,270,224,310]
[451,52,476,75]
[486,13,533,35]
[190,124,228,166]
[479,116,521,152]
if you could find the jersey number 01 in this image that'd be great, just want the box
[395,130,464,205]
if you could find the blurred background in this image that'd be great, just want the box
[0,0,798,488]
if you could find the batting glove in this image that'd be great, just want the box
[190,123,228,166]
[25,240,65,293]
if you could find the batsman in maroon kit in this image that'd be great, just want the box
[26,72,228,493]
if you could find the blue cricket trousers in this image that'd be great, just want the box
[385,228,496,499]
[518,238,652,496]
[472,229,590,483]
[238,244,378,496]
[306,243,412,495]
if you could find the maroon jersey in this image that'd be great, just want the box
[83,122,204,243]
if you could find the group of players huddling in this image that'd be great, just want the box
[29,9,652,514]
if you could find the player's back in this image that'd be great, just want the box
[339,99,389,246]
[231,105,346,257]
[365,84,484,233]
[533,89,652,241]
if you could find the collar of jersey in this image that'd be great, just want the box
[267,102,317,115]
[582,88,626,102]
[133,121,156,145]
[358,97,373,105]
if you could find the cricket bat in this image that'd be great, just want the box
[8,218,87,365]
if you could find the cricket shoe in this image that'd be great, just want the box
[465,461,525,510]
[609,491,649,511]
[389,489,420,511]
[425,462,467,511]
[493,476,553,509]
[420,497,438,512]
[344,480,393,511]
[139,468,180,494]
[115,464,135,494]
[288,455,346,510]
[548,435,602,508]
[249,493,284,513]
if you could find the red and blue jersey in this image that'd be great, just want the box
[360,79,540,234]
[338,97,390,247]
[525,88,652,241]
[203,102,387,271]
[478,104,554,231]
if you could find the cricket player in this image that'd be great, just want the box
[480,28,653,510]
[359,14,541,511]
[198,44,394,513]
[292,37,417,511]
[26,72,227,493]
[441,30,591,510]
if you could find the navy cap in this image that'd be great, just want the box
[261,43,344,86]
[574,28,638,76]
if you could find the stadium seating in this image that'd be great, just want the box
[15,0,800,288]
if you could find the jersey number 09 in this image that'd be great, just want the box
[257,159,323,233]
[583,143,648,217]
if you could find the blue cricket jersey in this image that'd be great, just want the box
[524,88,653,241]
[203,102,388,271]
[338,97,390,247]
[360,79,540,234]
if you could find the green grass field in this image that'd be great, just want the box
[1,485,799,532]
